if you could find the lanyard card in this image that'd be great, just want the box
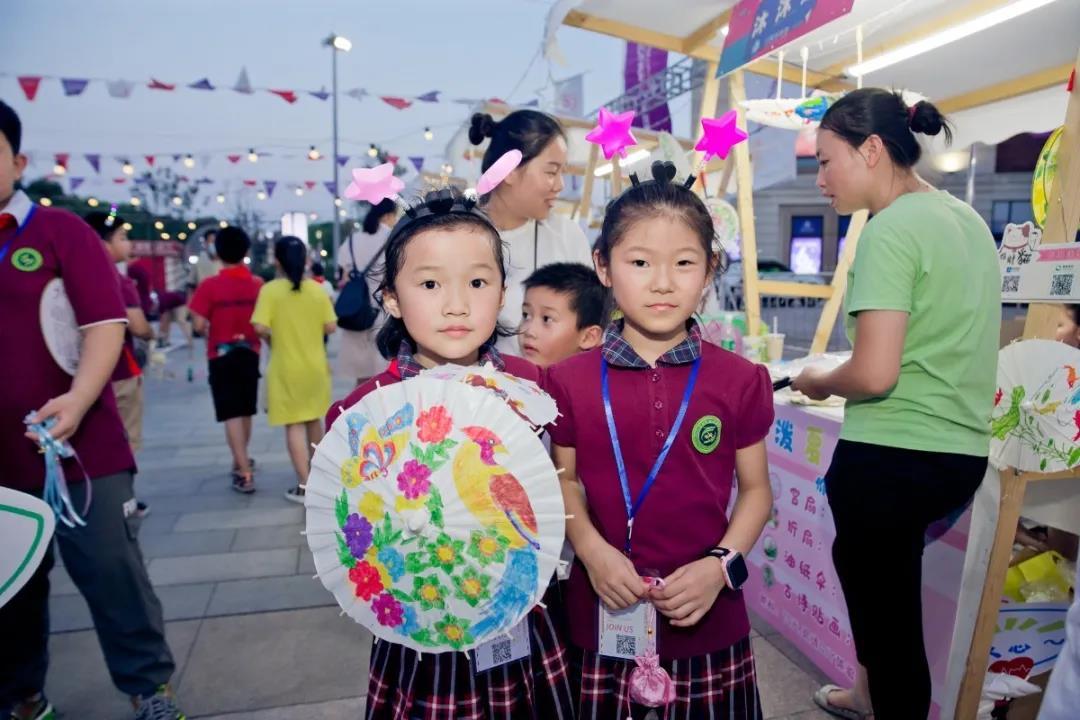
[598,600,650,660]
[473,617,531,672]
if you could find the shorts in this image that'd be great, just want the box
[208,348,260,422]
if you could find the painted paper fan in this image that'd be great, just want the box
[990,339,1080,472]
[305,376,565,652]
[39,279,82,375]
[420,363,559,428]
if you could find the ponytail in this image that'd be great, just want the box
[274,236,306,291]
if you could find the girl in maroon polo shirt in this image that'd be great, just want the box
[544,161,775,719]
[324,188,575,720]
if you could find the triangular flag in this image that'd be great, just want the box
[61,78,89,96]
[310,89,330,101]
[324,181,337,195]
[386,154,400,166]
[265,181,277,197]
[489,97,507,105]
[346,88,368,101]
[233,67,253,94]
[523,98,540,108]
[145,155,155,167]
[55,153,69,169]
[380,96,412,110]
[85,154,101,173]
[243,179,257,187]
[409,156,424,173]
[197,177,213,184]
[416,90,441,103]
[17,76,42,101]
[107,79,134,98]
[227,155,242,164]
[172,154,182,163]
[148,78,176,91]
[113,178,128,184]
[189,78,215,91]
[69,177,85,192]
[336,155,349,167]
[304,180,316,190]
[270,89,298,104]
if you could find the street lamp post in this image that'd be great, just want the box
[323,32,352,269]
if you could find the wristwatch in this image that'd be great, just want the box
[705,547,749,591]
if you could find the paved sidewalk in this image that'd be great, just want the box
[42,335,833,719]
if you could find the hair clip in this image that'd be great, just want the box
[468,149,522,199]
[344,162,407,208]
[103,203,119,228]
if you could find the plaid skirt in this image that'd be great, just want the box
[365,593,575,720]
[573,636,762,720]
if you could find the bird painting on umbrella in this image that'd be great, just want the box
[453,426,540,635]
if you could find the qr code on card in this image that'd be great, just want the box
[491,640,512,664]
[1002,275,1020,293]
[616,634,637,656]
[1051,274,1074,297]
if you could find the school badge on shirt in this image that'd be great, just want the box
[691,415,722,454]
[11,247,43,272]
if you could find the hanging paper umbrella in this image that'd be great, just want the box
[305,376,564,653]
[991,339,1080,472]
[1032,127,1063,229]
[705,197,739,257]
[420,363,558,428]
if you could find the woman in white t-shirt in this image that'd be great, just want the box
[335,199,397,384]
[469,110,594,354]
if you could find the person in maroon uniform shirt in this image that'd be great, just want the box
[0,100,185,720]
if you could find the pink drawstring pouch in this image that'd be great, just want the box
[628,577,675,709]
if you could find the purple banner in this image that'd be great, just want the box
[69,177,85,192]
[61,78,89,96]
[85,154,101,173]
[265,180,277,197]
[323,181,337,195]
[409,156,424,173]
[624,44,671,133]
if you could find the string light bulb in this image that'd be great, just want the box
[178,232,187,240]
[122,222,133,231]
[187,221,196,230]
[172,196,183,206]
[161,232,170,239]
[216,193,226,204]
[295,187,304,197]
[257,191,267,200]
[183,154,195,168]
[307,145,320,160]
[424,127,434,141]
[122,161,135,176]
[367,144,378,158]
[309,212,318,220]
[334,198,342,207]
[248,149,258,163]
[40,198,53,206]
[87,197,99,207]
[154,220,165,230]
[219,220,228,228]
[53,164,66,176]
[130,197,141,207]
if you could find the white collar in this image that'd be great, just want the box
[0,190,35,229]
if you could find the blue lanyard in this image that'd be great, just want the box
[601,354,701,555]
[0,205,36,263]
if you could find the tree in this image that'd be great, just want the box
[133,167,201,217]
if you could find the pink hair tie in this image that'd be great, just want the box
[907,103,918,126]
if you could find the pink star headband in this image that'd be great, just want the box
[585,107,638,160]
[343,150,524,209]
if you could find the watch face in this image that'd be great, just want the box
[726,554,749,589]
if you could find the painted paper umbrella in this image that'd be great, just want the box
[305,376,565,652]
[990,339,1080,472]
[420,363,559,428]
[0,487,56,609]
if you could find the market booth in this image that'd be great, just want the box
[550,0,1080,716]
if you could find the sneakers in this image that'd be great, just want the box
[135,500,151,518]
[7,696,54,720]
[284,486,306,504]
[133,687,185,720]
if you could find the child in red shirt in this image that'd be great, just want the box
[544,162,774,719]
[189,226,263,492]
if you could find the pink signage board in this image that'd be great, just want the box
[747,401,977,718]
[720,0,855,76]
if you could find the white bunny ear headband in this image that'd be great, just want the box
[342,150,523,216]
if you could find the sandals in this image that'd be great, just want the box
[813,685,871,720]
[230,471,256,494]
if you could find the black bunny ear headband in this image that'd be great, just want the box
[629,160,697,191]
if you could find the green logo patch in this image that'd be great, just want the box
[11,248,43,272]
[692,415,722,454]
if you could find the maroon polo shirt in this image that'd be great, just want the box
[111,272,143,383]
[326,341,540,429]
[189,265,264,360]
[543,323,774,658]
[0,192,135,492]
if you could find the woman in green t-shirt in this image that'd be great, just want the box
[793,89,999,720]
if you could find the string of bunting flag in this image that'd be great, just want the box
[2,68,535,109]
